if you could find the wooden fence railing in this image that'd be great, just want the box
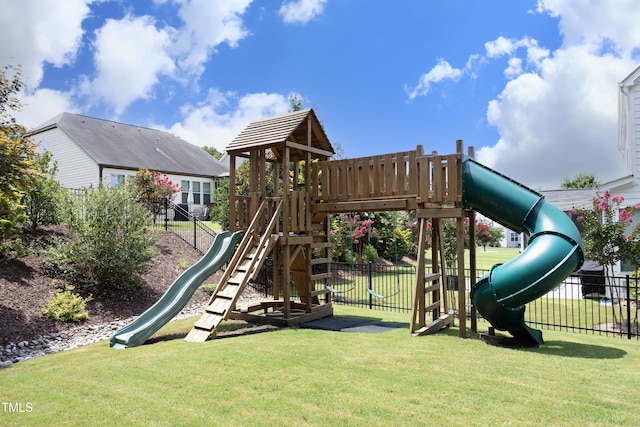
[311,148,462,206]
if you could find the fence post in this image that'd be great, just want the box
[164,198,168,230]
[193,213,197,252]
[368,261,373,310]
[626,274,631,340]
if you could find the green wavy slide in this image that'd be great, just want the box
[462,158,584,344]
[110,230,243,349]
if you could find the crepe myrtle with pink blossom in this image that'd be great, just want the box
[573,190,640,277]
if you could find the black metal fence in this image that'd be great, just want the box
[148,198,216,254]
[251,260,639,340]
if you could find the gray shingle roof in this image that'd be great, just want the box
[31,113,228,178]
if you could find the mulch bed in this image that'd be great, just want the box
[0,226,214,346]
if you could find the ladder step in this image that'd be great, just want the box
[412,314,452,337]
[310,242,331,249]
[184,328,215,343]
[310,288,331,297]
[425,301,440,312]
[193,312,224,330]
[424,283,440,293]
[311,257,330,265]
[424,273,440,283]
[311,273,330,281]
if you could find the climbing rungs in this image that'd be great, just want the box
[310,288,331,297]
[311,273,330,281]
[424,273,440,282]
[310,241,332,249]
[425,301,440,312]
[206,299,230,314]
[184,328,215,343]
[193,312,224,330]
[217,286,240,299]
[411,314,453,336]
[311,257,330,265]
[424,283,440,293]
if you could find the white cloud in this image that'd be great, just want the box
[173,0,252,75]
[165,90,290,150]
[80,14,176,115]
[536,0,640,56]
[0,0,91,87]
[477,45,632,189]
[406,60,464,100]
[279,0,327,25]
[15,88,79,130]
[485,36,549,74]
[410,1,640,189]
[0,0,92,126]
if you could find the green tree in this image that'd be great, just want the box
[575,191,640,320]
[210,178,230,230]
[23,151,63,231]
[289,93,303,112]
[129,168,181,216]
[202,146,223,159]
[561,173,599,189]
[0,64,37,255]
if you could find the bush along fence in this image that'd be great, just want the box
[149,198,215,254]
[251,260,639,340]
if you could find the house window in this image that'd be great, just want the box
[111,174,125,188]
[203,182,211,204]
[192,181,201,204]
[181,180,189,204]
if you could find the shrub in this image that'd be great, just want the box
[200,283,217,295]
[23,151,63,231]
[42,284,92,322]
[46,185,157,294]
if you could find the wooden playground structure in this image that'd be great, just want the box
[185,109,477,342]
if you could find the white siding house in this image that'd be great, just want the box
[29,113,228,213]
[615,65,640,207]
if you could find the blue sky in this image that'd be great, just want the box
[3,0,640,189]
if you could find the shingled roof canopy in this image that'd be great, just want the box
[31,112,228,178]
[225,109,335,160]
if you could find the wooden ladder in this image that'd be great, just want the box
[410,217,454,336]
[184,200,283,342]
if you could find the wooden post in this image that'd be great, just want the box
[457,215,466,338]
[467,145,477,333]
[229,153,236,232]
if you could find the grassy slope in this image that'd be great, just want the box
[2,306,639,426]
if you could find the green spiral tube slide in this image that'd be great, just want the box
[110,230,243,349]
[462,158,584,344]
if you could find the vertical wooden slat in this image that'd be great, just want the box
[372,156,381,197]
[363,157,371,199]
[446,154,458,203]
[329,161,337,200]
[384,153,394,196]
[408,150,417,195]
[339,160,348,198]
[433,156,443,203]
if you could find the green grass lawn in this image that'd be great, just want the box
[2,306,639,426]
[426,246,521,272]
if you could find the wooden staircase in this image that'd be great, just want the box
[184,200,283,342]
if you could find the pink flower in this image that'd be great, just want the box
[612,195,624,204]
[603,190,611,198]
